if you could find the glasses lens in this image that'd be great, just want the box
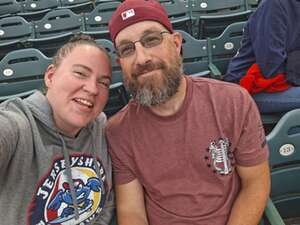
[118,43,135,57]
[142,32,164,48]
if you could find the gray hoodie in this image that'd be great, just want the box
[0,91,114,225]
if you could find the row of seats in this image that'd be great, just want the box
[0,19,247,113]
[0,18,246,78]
[0,0,259,43]
[0,0,120,19]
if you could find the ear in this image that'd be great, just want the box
[172,32,183,55]
[44,64,56,89]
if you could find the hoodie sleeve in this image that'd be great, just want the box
[0,109,21,172]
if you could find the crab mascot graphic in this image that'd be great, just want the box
[27,155,107,225]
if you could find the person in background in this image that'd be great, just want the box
[224,0,300,113]
[0,34,114,225]
[105,1,270,225]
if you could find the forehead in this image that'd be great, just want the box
[62,45,109,65]
[115,20,166,44]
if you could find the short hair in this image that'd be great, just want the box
[52,34,111,68]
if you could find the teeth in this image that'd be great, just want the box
[76,98,93,107]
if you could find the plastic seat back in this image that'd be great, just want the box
[0,48,51,100]
[160,0,192,34]
[0,0,21,17]
[83,2,120,39]
[59,0,94,14]
[104,82,130,118]
[267,109,300,219]
[33,8,83,39]
[21,0,59,12]
[0,16,33,44]
[207,21,246,75]
[179,30,210,77]
[190,0,250,38]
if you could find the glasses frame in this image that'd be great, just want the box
[116,31,170,58]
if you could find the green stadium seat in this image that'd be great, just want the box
[207,21,246,79]
[83,1,120,40]
[0,48,51,101]
[267,108,300,221]
[179,30,212,77]
[59,0,94,14]
[190,0,251,38]
[246,0,260,11]
[104,82,130,118]
[18,0,60,21]
[0,0,21,17]
[160,0,193,35]
[27,8,83,56]
[0,16,34,43]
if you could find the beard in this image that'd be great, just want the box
[125,53,183,107]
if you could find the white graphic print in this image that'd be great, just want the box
[208,138,232,175]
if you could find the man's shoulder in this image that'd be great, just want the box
[190,77,249,96]
[106,102,135,133]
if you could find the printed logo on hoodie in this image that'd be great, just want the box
[27,155,107,225]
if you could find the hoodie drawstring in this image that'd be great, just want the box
[58,134,80,220]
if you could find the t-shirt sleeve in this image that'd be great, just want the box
[234,94,269,166]
[105,123,137,185]
[249,0,287,77]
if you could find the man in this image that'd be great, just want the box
[0,35,114,225]
[106,1,270,225]
[224,0,300,113]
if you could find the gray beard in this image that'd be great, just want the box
[128,61,183,107]
[133,72,182,107]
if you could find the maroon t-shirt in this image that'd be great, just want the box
[106,76,269,225]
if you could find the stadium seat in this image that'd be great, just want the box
[0,48,51,101]
[246,0,260,11]
[18,0,60,21]
[179,30,212,77]
[0,0,21,17]
[0,16,33,59]
[104,82,130,118]
[207,21,246,79]
[83,1,120,40]
[266,108,300,221]
[160,0,192,35]
[59,0,94,14]
[94,0,121,6]
[190,0,251,38]
[27,8,83,56]
[0,16,33,43]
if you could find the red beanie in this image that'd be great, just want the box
[108,0,173,45]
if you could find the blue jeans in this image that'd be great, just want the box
[253,86,300,113]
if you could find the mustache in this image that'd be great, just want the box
[132,61,166,78]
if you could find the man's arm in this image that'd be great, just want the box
[116,179,149,225]
[227,160,270,225]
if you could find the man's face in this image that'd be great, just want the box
[45,45,111,137]
[115,21,183,107]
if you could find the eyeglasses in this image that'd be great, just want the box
[116,31,170,58]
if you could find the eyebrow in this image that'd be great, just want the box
[73,64,93,72]
[73,64,112,82]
